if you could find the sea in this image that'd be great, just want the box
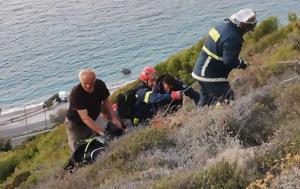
[1,0,300,114]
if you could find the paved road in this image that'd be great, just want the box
[0,103,68,139]
[0,120,50,138]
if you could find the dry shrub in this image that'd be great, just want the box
[228,88,277,146]
[273,81,300,120]
[85,106,243,189]
[248,153,300,189]
[80,83,294,188]
[174,107,240,168]
[232,61,300,98]
[271,167,300,189]
[150,160,251,189]
[207,147,257,179]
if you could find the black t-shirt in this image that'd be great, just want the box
[66,79,110,126]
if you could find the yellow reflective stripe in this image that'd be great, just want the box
[202,46,223,61]
[83,138,93,160]
[133,117,139,125]
[192,72,228,82]
[209,28,220,42]
[144,91,152,103]
[201,56,211,76]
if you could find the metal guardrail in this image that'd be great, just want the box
[0,107,45,126]
[0,106,49,131]
[0,92,68,138]
[0,103,68,140]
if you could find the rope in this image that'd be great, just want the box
[163,85,193,115]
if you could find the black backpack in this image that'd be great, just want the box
[64,122,123,171]
[71,136,108,165]
[116,88,138,120]
[64,136,108,171]
[71,121,124,164]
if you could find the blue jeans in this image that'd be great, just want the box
[198,81,234,106]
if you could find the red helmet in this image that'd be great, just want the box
[139,67,158,82]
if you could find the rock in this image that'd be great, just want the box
[121,68,131,75]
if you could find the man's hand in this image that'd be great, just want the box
[103,98,123,129]
[171,91,182,100]
[78,109,106,135]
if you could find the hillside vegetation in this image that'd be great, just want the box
[0,14,299,189]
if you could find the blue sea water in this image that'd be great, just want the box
[0,0,299,110]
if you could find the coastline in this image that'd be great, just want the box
[0,78,137,140]
[0,78,136,116]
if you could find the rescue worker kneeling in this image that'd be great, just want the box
[133,67,182,125]
[157,74,200,113]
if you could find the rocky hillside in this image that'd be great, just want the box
[0,14,299,189]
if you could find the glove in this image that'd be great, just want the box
[171,91,182,100]
[106,121,124,138]
[239,57,248,69]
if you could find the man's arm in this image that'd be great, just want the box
[222,37,243,69]
[77,109,104,134]
[136,88,171,104]
[102,98,122,129]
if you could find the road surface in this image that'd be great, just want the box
[0,102,68,139]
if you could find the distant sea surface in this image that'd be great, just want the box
[1,0,300,110]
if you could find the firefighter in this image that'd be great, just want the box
[192,9,257,106]
[133,67,181,125]
[157,74,200,112]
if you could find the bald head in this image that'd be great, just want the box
[79,69,97,93]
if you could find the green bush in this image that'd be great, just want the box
[251,16,278,41]
[251,28,288,53]
[0,125,69,187]
[288,12,298,23]
[0,157,18,183]
[0,138,12,152]
[0,147,38,184]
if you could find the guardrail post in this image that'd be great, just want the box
[24,106,28,134]
[44,108,48,130]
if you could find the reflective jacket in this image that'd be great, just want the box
[133,83,171,124]
[192,20,244,82]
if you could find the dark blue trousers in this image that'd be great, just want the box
[198,81,234,106]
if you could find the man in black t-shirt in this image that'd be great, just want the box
[65,69,122,152]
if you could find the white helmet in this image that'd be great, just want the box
[229,9,257,33]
